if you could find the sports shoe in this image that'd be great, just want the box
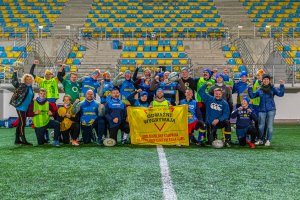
[71,140,79,146]
[265,140,271,146]
[225,142,231,148]
[255,140,263,145]
[53,140,60,147]
[249,143,255,149]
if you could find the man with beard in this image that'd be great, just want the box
[150,88,170,107]
[178,67,196,101]
[113,70,135,106]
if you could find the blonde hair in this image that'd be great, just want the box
[21,74,34,84]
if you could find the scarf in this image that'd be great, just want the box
[261,84,272,96]
[36,97,46,103]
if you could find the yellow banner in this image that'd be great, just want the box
[127,105,189,146]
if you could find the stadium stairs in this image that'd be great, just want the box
[51,0,94,38]
[214,0,254,39]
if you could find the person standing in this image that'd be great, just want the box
[178,67,196,101]
[248,74,285,146]
[113,70,135,106]
[78,69,101,100]
[10,70,35,145]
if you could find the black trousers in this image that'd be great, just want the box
[207,120,231,144]
[60,122,80,144]
[109,122,130,142]
[237,126,258,146]
[34,120,60,145]
[16,110,28,143]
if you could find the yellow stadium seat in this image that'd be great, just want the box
[72,46,78,51]
[132,41,138,46]
[158,60,165,65]
[137,46,143,51]
[144,41,151,46]
[151,41,158,46]
[7,52,14,58]
[158,46,164,52]
[179,59,188,65]
[144,53,150,58]
[173,66,180,72]
[291,46,297,51]
[170,40,177,46]
[225,52,232,58]
[66,58,73,65]
[231,65,239,73]
[5,46,12,51]
[151,53,157,58]
[70,66,77,72]
[230,46,237,51]
[120,66,128,72]
[276,46,283,51]
[236,58,243,65]
[13,52,21,58]
[164,46,171,51]
[76,52,83,58]
[172,53,178,58]
[122,53,129,58]
[136,60,143,65]
[178,46,185,52]
[129,53,136,58]
[124,41,131,46]
[165,60,172,65]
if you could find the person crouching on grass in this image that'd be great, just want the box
[105,87,129,144]
[57,95,80,146]
[231,96,258,149]
[32,88,60,146]
[72,89,105,145]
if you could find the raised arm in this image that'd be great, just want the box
[112,72,125,86]
[11,71,19,88]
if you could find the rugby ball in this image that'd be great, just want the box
[167,72,179,82]
[103,138,116,147]
[12,61,24,70]
[212,139,224,149]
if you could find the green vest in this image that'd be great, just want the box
[152,100,169,107]
[33,100,50,128]
[225,79,234,89]
[40,79,59,99]
[62,79,81,103]
[252,80,261,106]
[196,78,215,102]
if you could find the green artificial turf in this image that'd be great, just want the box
[0,125,299,200]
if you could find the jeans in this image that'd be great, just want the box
[34,120,60,145]
[258,110,276,142]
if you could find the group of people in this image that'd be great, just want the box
[9,60,285,148]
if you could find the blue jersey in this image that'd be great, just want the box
[139,79,155,101]
[80,99,99,126]
[199,84,230,124]
[159,82,178,104]
[105,97,127,128]
[81,76,100,97]
[231,107,257,129]
[233,81,250,105]
[180,99,201,124]
[120,79,135,101]
[101,80,113,104]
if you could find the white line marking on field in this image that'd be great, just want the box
[157,145,177,200]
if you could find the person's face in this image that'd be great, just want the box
[164,72,170,80]
[70,74,77,82]
[241,100,248,108]
[145,78,150,85]
[203,71,209,79]
[91,74,98,80]
[262,78,270,85]
[256,74,262,81]
[63,97,71,105]
[25,76,33,85]
[213,69,218,74]
[39,91,46,98]
[140,95,147,102]
[223,70,229,76]
[86,91,94,101]
[144,70,151,77]
[111,90,120,99]
[181,71,189,79]
[104,74,110,80]
[156,90,164,98]
[241,75,247,82]
[185,90,193,99]
[214,90,222,100]
[216,76,223,83]
[45,72,53,80]
[125,73,131,80]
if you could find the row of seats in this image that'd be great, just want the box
[120,59,189,66]
[276,45,300,65]
[119,65,184,73]
[123,46,185,52]
[83,0,224,38]
[0,0,67,37]
[64,45,87,72]
[222,45,247,78]
[123,40,183,46]
[121,52,187,59]
[241,0,300,37]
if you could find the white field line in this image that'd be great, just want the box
[157,145,177,200]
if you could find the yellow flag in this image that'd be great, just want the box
[127,105,189,146]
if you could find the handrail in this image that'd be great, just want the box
[54,38,75,64]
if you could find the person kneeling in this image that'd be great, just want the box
[73,90,105,144]
[58,95,80,146]
[32,88,60,146]
[231,97,258,148]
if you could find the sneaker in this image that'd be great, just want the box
[225,142,231,148]
[265,140,271,146]
[249,143,255,149]
[53,140,60,147]
[71,140,79,146]
[255,140,263,145]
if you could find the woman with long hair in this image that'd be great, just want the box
[248,74,285,146]
[10,70,35,145]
